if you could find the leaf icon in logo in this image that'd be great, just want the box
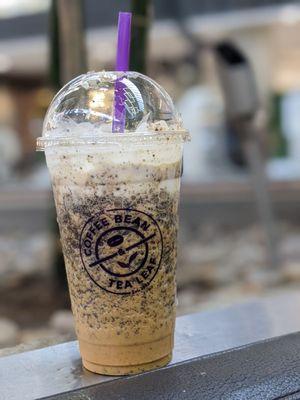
[129,252,138,263]
[117,252,138,269]
[118,261,130,269]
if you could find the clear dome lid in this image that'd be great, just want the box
[37,71,188,150]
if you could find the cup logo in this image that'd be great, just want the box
[80,209,163,294]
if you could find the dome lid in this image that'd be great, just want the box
[37,71,188,149]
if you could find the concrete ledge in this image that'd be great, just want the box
[50,331,300,400]
[2,292,300,399]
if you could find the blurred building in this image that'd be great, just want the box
[0,0,300,181]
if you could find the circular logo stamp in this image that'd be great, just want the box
[80,208,163,295]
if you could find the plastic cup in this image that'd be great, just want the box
[37,71,189,375]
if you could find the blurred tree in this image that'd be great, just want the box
[50,0,87,86]
[49,0,87,287]
[57,0,87,84]
[130,0,152,74]
[49,0,60,89]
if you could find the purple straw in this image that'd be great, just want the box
[115,12,132,71]
[112,12,132,133]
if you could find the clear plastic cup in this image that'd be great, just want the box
[37,71,189,375]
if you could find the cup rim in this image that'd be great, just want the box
[36,129,190,151]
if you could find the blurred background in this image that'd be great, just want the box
[2,0,300,353]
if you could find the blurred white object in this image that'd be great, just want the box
[177,85,225,182]
[281,90,300,160]
[49,310,75,335]
[267,158,300,180]
[0,126,21,181]
[0,318,19,347]
[23,165,51,189]
[215,42,258,119]
[219,65,257,117]
[0,232,53,279]
[267,90,300,180]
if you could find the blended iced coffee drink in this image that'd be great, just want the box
[38,71,189,375]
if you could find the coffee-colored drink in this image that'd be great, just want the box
[38,71,189,375]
